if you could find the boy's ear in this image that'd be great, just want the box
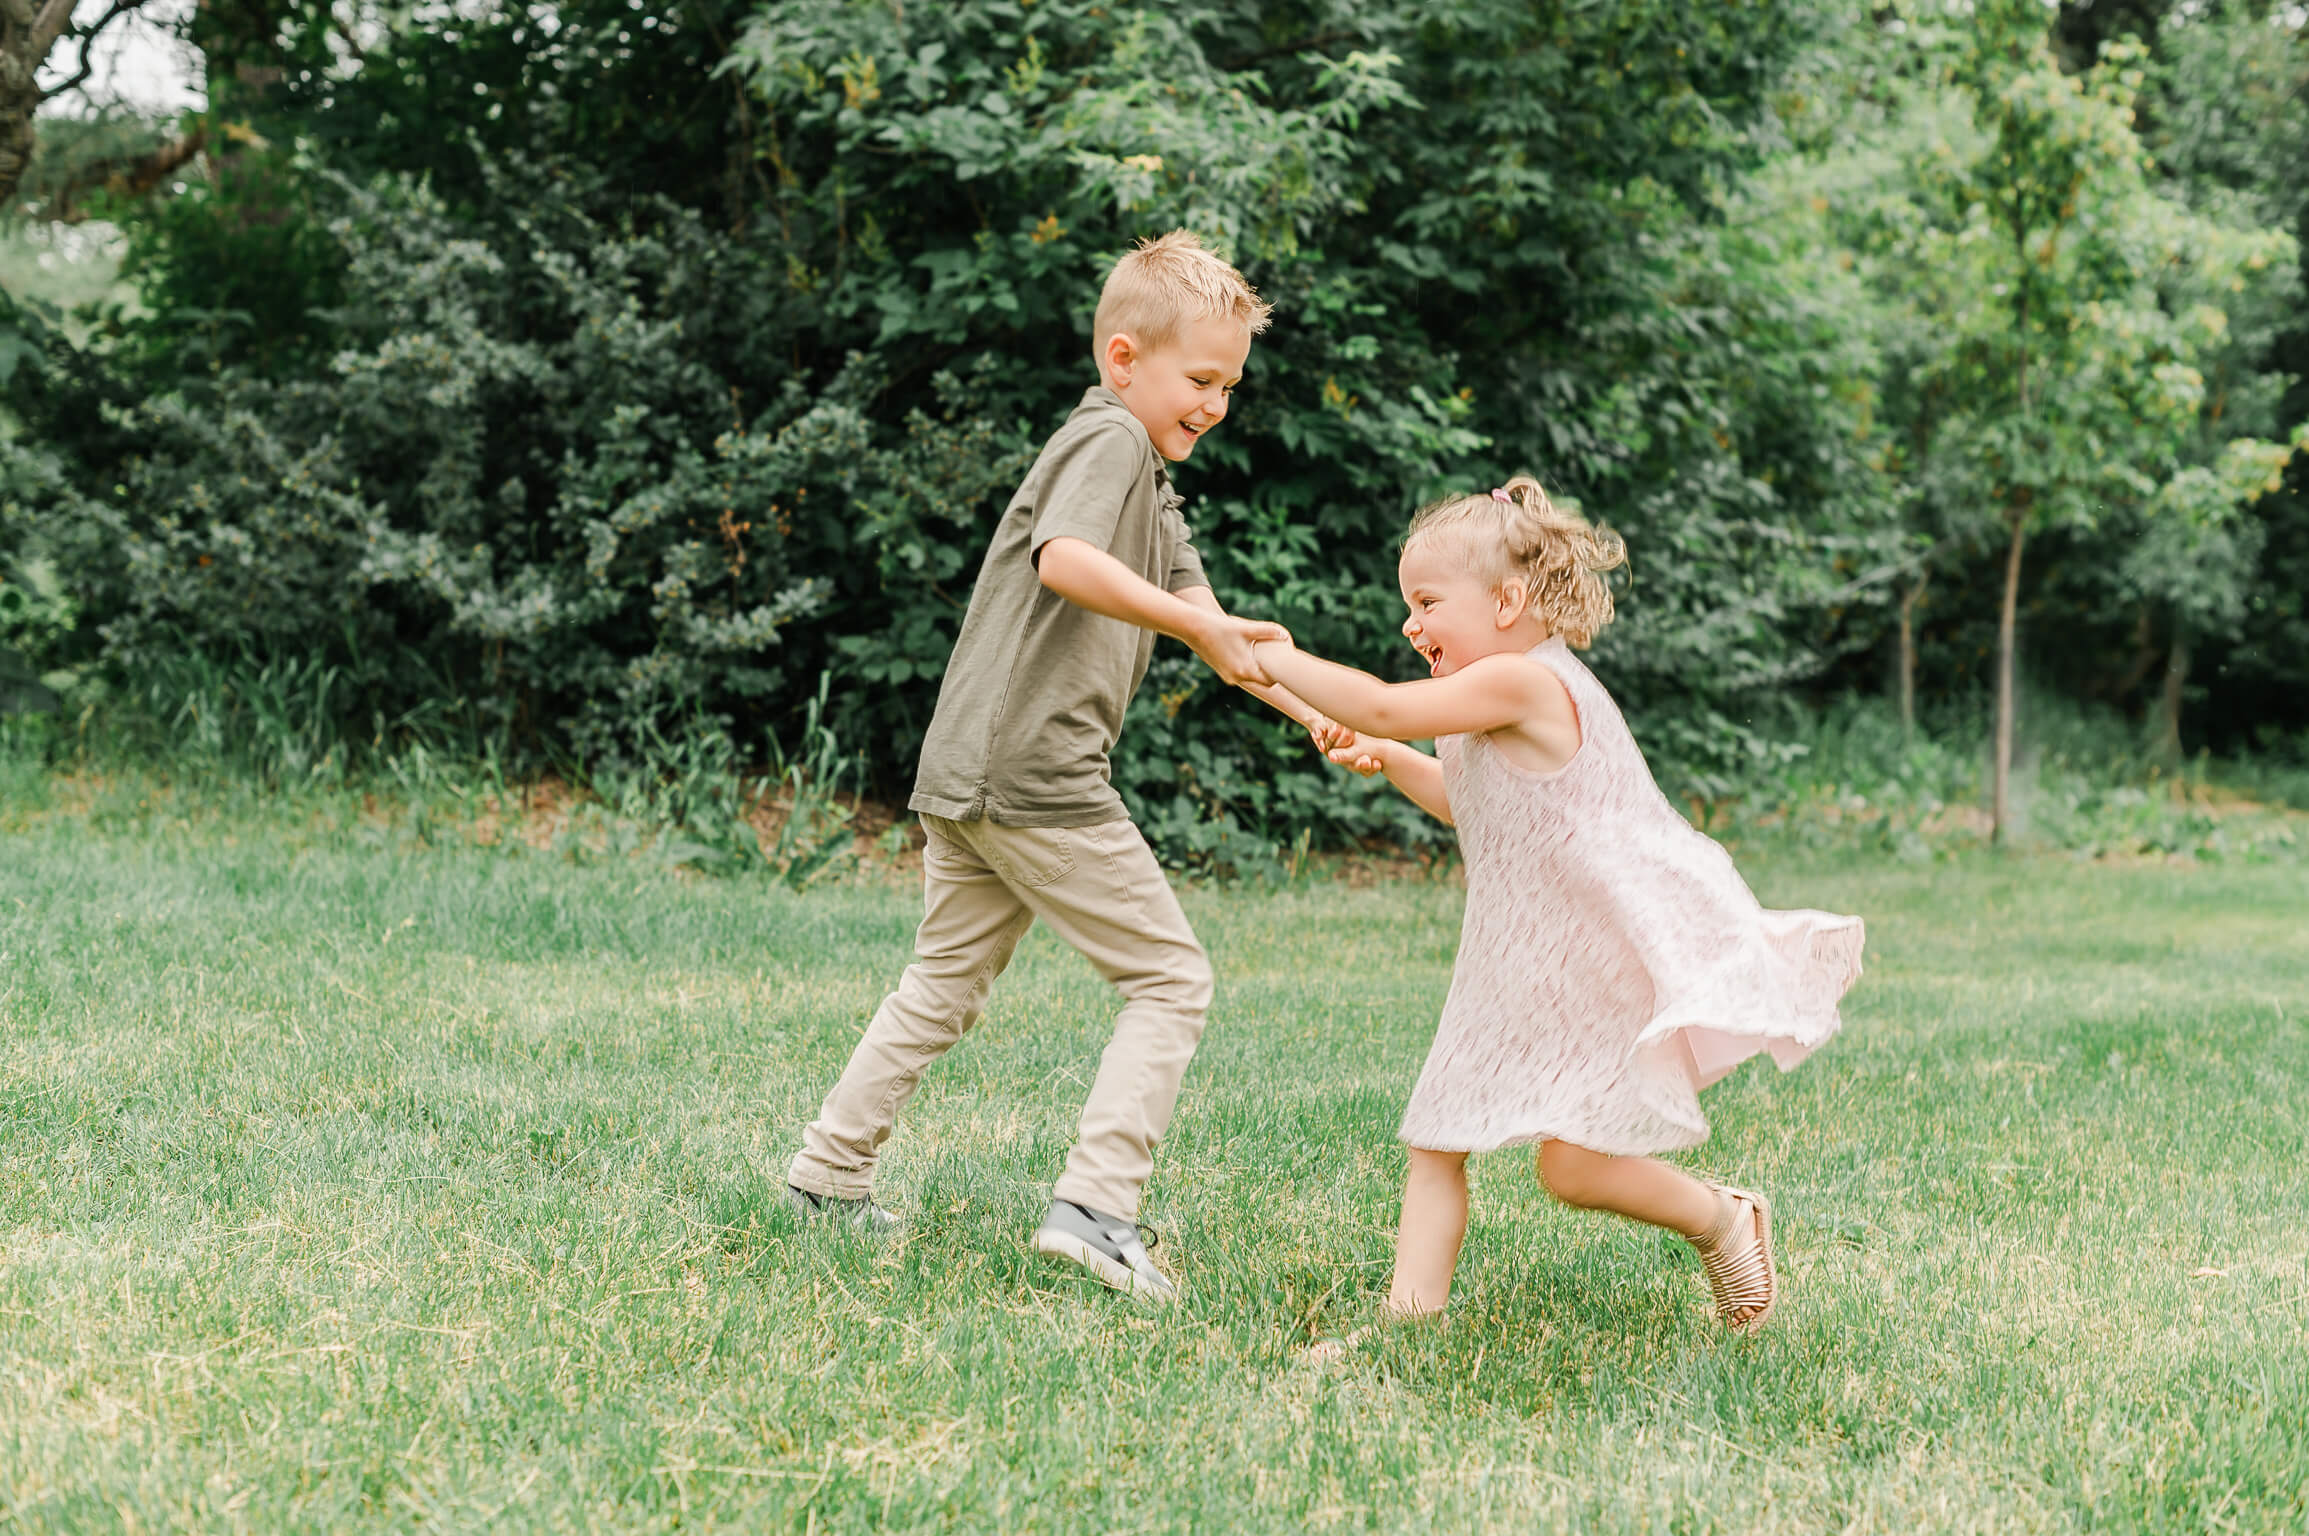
[1101,332,1138,388]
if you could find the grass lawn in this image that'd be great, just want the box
[2,778,2305,1533]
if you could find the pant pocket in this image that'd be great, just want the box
[986,826,1078,889]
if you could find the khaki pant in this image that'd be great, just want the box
[786,814,1211,1220]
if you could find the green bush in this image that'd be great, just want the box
[3,0,1942,870]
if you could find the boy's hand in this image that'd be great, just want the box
[1192,614,1290,688]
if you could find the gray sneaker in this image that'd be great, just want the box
[786,1183,904,1235]
[1031,1199,1176,1301]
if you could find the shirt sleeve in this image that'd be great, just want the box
[1028,421,1144,562]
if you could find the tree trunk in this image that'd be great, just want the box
[0,62,32,209]
[1898,573,1927,740]
[1992,512,2026,846]
[2110,604,2160,700]
[0,2,59,210]
[2,0,156,209]
[2154,622,2191,766]
[1997,251,2031,846]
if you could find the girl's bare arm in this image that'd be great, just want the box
[1251,640,1550,743]
[1352,737,1452,825]
[1176,585,1344,743]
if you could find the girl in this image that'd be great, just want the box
[1252,477,1863,1342]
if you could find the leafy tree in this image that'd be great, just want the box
[1890,5,2296,838]
[2141,4,2309,757]
[2120,433,2307,758]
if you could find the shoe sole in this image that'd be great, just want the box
[1031,1228,1173,1300]
[788,1194,902,1236]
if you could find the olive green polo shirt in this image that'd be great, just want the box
[908,386,1209,827]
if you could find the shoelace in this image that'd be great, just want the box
[793,1186,882,1217]
[1075,1201,1159,1252]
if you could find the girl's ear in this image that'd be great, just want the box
[1495,577,1529,629]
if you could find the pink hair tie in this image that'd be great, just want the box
[1489,487,1512,504]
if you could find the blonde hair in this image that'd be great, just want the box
[1404,475,1627,648]
[1092,231,1272,365]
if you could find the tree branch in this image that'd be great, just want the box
[29,0,83,59]
[41,44,95,102]
[44,118,203,221]
[39,0,149,101]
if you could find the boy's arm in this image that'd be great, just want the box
[1036,536,1283,687]
[1342,738,1453,825]
[1174,585,1347,744]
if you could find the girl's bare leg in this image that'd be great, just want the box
[1537,1140,1777,1329]
[1307,1148,1468,1360]
[1386,1146,1471,1317]
[1535,1138,1719,1236]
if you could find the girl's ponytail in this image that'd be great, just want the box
[1493,476,1625,648]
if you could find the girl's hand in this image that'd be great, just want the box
[1304,713,1354,756]
[1328,737,1392,777]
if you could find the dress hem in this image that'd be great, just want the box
[1395,1121,1712,1158]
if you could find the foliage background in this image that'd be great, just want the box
[3,0,2305,868]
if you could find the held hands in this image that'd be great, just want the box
[1198,628,1389,782]
[1193,614,1291,688]
[1249,639,1388,774]
[1304,713,1354,756]
[1300,708,1390,777]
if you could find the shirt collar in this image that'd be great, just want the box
[1078,385,1165,483]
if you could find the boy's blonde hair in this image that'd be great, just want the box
[1405,475,1628,648]
[1093,231,1272,365]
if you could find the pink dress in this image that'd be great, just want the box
[1397,638,1864,1156]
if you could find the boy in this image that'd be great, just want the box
[784,232,1333,1299]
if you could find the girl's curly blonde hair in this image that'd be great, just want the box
[1403,475,1627,648]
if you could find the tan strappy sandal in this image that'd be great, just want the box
[1693,1182,1779,1334]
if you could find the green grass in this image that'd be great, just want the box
[2,777,2306,1533]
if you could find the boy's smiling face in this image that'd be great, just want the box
[1105,314,1252,462]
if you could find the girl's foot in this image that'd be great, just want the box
[1306,1302,1443,1363]
[1693,1183,1779,1333]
